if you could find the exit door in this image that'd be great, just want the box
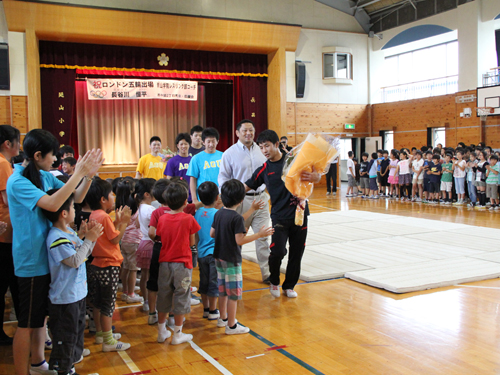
[364,137,382,155]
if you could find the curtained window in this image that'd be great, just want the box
[74,81,205,165]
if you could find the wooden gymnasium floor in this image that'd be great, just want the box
[2,184,500,375]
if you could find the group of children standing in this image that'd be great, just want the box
[346,144,500,209]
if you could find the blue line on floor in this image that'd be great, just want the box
[247,329,325,375]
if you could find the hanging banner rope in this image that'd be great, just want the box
[86,78,198,101]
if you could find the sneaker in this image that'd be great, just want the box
[225,323,250,335]
[29,366,57,375]
[345,194,353,197]
[489,206,496,210]
[284,289,298,298]
[190,298,201,306]
[416,198,422,202]
[476,205,486,209]
[142,301,149,312]
[148,312,158,325]
[126,294,144,303]
[73,348,90,364]
[495,206,500,210]
[102,341,131,352]
[157,329,171,343]
[270,284,280,298]
[326,192,331,196]
[332,192,336,196]
[203,308,210,318]
[95,333,121,344]
[120,293,128,301]
[373,195,379,199]
[217,318,228,328]
[446,201,452,205]
[190,286,198,293]
[208,309,220,320]
[171,332,193,345]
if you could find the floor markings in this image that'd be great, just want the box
[457,285,500,290]
[246,354,266,359]
[118,351,142,373]
[189,341,234,375]
[116,303,143,310]
[308,203,338,211]
[248,329,325,375]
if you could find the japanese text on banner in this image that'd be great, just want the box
[86,79,198,101]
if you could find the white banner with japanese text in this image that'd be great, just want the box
[86,79,198,101]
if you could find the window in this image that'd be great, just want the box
[382,131,394,151]
[433,128,446,148]
[380,41,458,103]
[322,47,353,84]
[339,138,353,160]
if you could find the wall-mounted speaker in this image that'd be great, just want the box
[295,61,306,98]
[0,44,10,91]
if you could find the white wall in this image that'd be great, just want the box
[369,0,500,103]
[286,28,369,104]
[0,31,27,97]
[31,0,364,33]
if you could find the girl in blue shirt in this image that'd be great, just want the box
[7,129,103,375]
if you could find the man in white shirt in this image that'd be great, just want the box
[218,119,271,283]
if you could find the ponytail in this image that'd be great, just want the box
[22,129,59,190]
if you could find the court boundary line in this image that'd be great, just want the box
[247,328,325,375]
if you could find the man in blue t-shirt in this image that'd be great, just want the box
[187,128,223,203]
[194,181,220,321]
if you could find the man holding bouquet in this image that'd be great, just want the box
[244,130,320,298]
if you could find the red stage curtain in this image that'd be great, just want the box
[39,41,268,157]
[74,81,205,165]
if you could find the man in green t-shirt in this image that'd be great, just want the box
[440,154,453,204]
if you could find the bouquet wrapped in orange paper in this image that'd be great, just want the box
[282,133,340,225]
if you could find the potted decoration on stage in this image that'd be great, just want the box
[159,146,176,163]
[282,133,340,225]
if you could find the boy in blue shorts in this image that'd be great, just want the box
[194,182,220,321]
[42,190,103,375]
[211,179,273,334]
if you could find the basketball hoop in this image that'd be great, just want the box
[476,107,494,122]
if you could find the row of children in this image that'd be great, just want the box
[345,145,500,209]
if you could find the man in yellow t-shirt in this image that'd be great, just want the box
[136,136,165,180]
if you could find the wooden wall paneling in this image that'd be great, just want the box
[25,29,42,130]
[294,103,369,135]
[267,48,287,139]
[0,96,11,125]
[3,1,301,54]
[11,96,28,133]
[286,102,296,146]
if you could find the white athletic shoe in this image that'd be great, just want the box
[190,298,201,306]
[120,293,128,301]
[225,323,250,335]
[142,301,150,312]
[190,286,198,293]
[171,332,193,345]
[270,284,280,298]
[102,341,131,352]
[95,333,121,344]
[217,318,228,328]
[284,289,298,298]
[157,329,171,343]
[208,309,220,321]
[148,312,158,325]
[126,294,144,303]
[29,366,57,375]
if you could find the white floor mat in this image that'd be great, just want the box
[345,258,500,293]
[241,210,500,291]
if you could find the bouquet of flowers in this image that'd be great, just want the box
[282,133,340,225]
[159,146,176,163]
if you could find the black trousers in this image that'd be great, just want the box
[0,243,20,332]
[269,216,308,290]
[48,298,86,374]
[326,163,337,193]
